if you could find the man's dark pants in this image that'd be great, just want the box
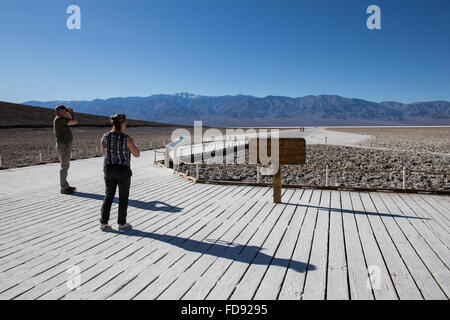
[100,164,132,225]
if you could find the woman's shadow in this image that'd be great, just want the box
[105,228,313,273]
[68,192,182,212]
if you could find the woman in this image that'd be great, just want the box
[100,114,140,231]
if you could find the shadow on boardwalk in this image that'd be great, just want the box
[105,229,313,273]
[68,192,182,212]
[281,203,429,220]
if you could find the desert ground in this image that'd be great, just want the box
[1,126,448,191]
[178,127,450,191]
[0,127,179,168]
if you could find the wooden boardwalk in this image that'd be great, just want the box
[0,150,448,300]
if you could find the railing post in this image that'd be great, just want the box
[164,146,169,168]
[257,165,260,183]
[174,147,179,172]
[326,165,329,187]
[402,167,407,190]
[0,155,2,168]
[39,152,43,163]
[153,150,157,164]
[196,163,199,180]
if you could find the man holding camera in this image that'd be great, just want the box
[54,105,78,194]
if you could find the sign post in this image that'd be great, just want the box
[273,165,282,203]
[251,138,306,203]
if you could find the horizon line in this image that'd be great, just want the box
[17,93,450,106]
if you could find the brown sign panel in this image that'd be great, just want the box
[251,138,306,165]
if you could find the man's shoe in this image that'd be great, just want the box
[61,188,74,194]
[118,223,132,232]
[68,186,77,191]
[100,224,112,231]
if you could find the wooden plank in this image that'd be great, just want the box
[367,192,423,300]
[339,191,373,300]
[197,192,301,300]
[0,181,229,296]
[133,187,272,299]
[430,194,450,207]
[228,189,297,300]
[16,185,246,300]
[397,194,450,253]
[377,192,449,299]
[0,178,204,273]
[88,188,268,300]
[33,184,246,300]
[277,189,319,300]
[420,195,450,220]
[0,178,176,255]
[252,189,308,299]
[107,186,262,299]
[181,200,278,300]
[0,176,176,243]
[350,192,398,300]
[302,190,330,299]
[405,194,450,231]
[326,190,349,300]
[61,184,242,300]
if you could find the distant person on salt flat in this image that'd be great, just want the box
[100,114,140,232]
[53,105,78,194]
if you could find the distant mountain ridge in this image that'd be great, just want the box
[24,94,450,126]
[0,101,175,128]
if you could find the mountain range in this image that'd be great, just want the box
[24,93,450,127]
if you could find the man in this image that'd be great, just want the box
[53,105,78,194]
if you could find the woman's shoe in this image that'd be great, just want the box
[100,224,112,231]
[118,223,132,232]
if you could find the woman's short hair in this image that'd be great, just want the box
[110,114,127,131]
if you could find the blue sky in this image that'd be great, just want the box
[0,0,449,103]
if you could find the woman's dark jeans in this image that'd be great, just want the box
[100,164,132,225]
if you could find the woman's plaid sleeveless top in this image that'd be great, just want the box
[102,131,131,167]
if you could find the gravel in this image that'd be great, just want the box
[177,134,450,191]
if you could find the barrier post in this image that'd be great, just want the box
[273,166,282,203]
[326,165,329,187]
[257,165,260,183]
[402,167,407,190]
[196,163,199,180]
[174,147,179,172]
[164,146,169,168]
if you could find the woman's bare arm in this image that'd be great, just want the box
[127,136,140,158]
[100,136,105,156]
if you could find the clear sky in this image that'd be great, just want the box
[1,0,449,103]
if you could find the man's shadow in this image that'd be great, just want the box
[68,192,182,213]
[105,229,313,273]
